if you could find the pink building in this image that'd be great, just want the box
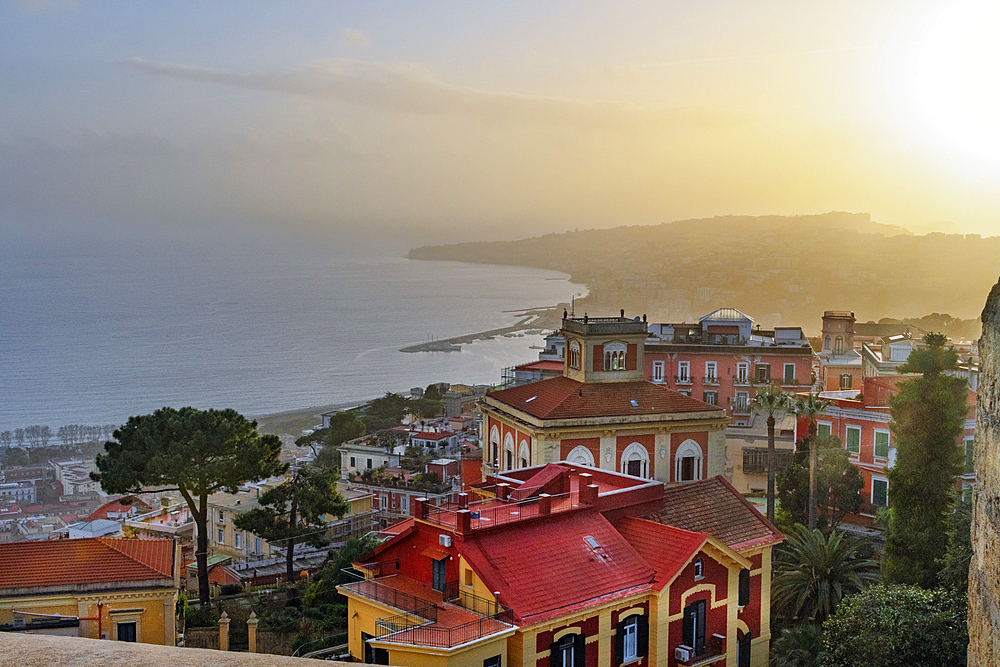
[644,308,816,426]
[796,376,976,525]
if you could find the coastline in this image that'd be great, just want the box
[398,306,563,353]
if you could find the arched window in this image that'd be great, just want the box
[675,439,703,482]
[568,341,581,370]
[503,432,515,471]
[518,440,530,469]
[566,445,595,467]
[839,373,853,390]
[490,426,500,469]
[604,342,627,371]
[620,442,650,478]
[824,336,831,350]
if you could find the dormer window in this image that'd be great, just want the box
[694,558,704,580]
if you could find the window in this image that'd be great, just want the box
[675,439,703,482]
[742,447,794,474]
[874,430,890,459]
[783,363,795,384]
[234,532,242,550]
[738,632,752,667]
[824,336,831,350]
[465,568,474,587]
[705,361,717,382]
[551,633,584,667]
[840,373,853,390]
[846,426,861,455]
[569,341,581,370]
[738,569,750,606]
[834,336,844,354]
[693,558,703,579]
[682,599,707,656]
[621,442,649,479]
[616,614,648,664]
[604,343,626,371]
[350,456,356,468]
[218,528,224,545]
[380,494,388,510]
[965,437,975,474]
[367,458,372,469]
[400,494,409,515]
[255,537,262,555]
[432,557,447,592]
[872,477,888,507]
[736,362,748,382]
[678,361,690,382]
[652,361,664,382]
[755,363,770,383]
[484,656,502,667]
[702,391,718,406]
[735,391,749,411]
[116,622,137,643]
[817,422,832,438]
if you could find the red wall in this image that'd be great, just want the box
[561,437,600,463]
[737,552,763,637]
[626,344,638,371]
[593,344,604,372]
[617,434,654,466]
[670,431,709,481]
[369,522,459,589]
[536,614,602,667]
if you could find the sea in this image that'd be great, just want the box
[0,226,584,433]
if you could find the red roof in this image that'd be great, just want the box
[514,360,565,372]
[644,476,783,551]
[509,464,566,502]
[410,431,455,440]
[488,376,723,420]
[0,537,174,590]
[614,517,707,590]
[460,510,654,623]
[85,496,151,522]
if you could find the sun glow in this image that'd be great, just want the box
[907,1,1000,167]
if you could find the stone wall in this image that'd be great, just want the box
[969,279,1000,666]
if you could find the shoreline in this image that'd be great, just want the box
[398,306,563,353]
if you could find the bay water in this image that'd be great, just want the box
[0,227,583,433]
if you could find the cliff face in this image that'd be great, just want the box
[969,278,1000,665]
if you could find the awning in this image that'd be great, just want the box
[420,546,451,561]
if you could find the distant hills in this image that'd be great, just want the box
[408,212,997,336]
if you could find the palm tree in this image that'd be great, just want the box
[771,524,880,625]
[752,383,790,524]
[794,393,829,530]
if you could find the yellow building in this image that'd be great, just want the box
[0,537,179,645]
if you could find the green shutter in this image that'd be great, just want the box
[818,423,831,438]
[873,479,888,507]
[846,428,860,454]
[966,439,975,473]
[875,431,889,458]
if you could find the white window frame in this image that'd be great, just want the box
[622,616,638,662]
[218,527,225,545]
[735,391,749,411]
[783,363,795,383]
[234,531,242,550]
[380,493,388,510]
[569,341,581,370]
[400,494,409,515]
[874,429,890,460]
[693,558,704,580]
[255,536,263,555]
[817,421,832,438]
[674,439,703,482]
[703,391,718,406]
[567,445,596,467]
[652,360,664,383]
[621,442,650,479]
[604,341,627,371]
[845,425,861,456]
[678,361,690,381]
[736,362,749,382]
[705,361,717,381]
[872,475,889,507]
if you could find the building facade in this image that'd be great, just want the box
[644,309,815,427]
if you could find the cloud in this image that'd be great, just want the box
[124,57,742,131]
[339,28,370,48]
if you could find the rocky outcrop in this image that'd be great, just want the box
[969,278,1000,666]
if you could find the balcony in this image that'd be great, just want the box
[675,375,693,385]
[678,634,727,666]
[780,377,801,387]
[702,376,720,386]
[340,570,515,649]
[733,376,751,387]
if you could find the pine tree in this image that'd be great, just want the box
[883,333,968,587]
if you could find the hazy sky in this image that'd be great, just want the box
[2,0,998,247]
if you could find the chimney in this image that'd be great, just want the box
[412,497,428,519]
[458,492,469,509]
[456,509,471,534]
[580,483,599,507]
[496,483,510,502]
[538,493,552,515]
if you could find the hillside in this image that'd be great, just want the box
[409,212,998,334]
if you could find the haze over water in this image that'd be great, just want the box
[0,228,582,433]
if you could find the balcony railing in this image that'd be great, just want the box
[733,376,750,386]
[339,578,438,623]
[702,376,720,386]
[780,378,800,386]
[375,611,514,648]
[690,633,727,666]
[675,375,693,385]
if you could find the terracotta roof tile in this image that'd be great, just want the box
[85,496,150,522]
[460,510,654,623]
[614,516,707,590]
[644,476,783,551]
[488,376,723,420]
[0,537,174,590]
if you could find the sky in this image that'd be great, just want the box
[2,0,999,249]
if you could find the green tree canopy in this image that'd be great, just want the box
[361,392,409,432]
[821,584,967,667]
[2,447,29,467]
[883,333,968,587]
[772,525,880,626]
[235,464,348,584]
[937,499,972,593]
[92,407,287,603]
[778,438,863,531]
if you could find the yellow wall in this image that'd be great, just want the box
[0,589,177,645]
